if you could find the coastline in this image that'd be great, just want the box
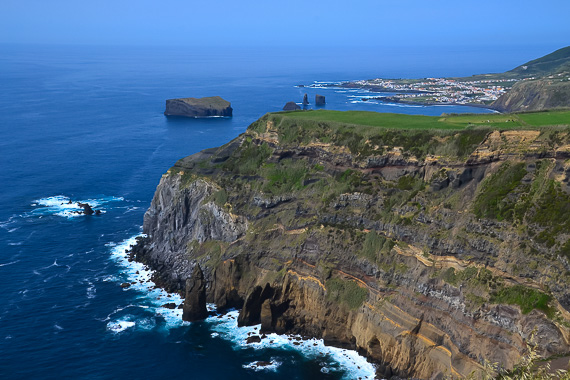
[368,96,498,111]
[114,236,377,379]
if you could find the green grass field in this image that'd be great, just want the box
[275,109,570,130]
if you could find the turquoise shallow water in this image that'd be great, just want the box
[0,44,511,379]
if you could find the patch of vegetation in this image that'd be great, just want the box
[530,180,570,246]
[491,285,553,317]
[396,175,422,191]
[442,266,554,317]
[223,139,272,175]
[358,231,395,262]
[441,266,502,289]
[473,162,527,220]
[262,158,308,195]
[326,277,369,310]
[212,189,228,207]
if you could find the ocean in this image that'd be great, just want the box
[0,44,528,379]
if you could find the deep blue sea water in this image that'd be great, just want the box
[0,44,533,379]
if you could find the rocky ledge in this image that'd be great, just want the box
[132,111,570,379]
[164,96,232,117]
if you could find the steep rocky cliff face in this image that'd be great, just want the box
[132,112,570,379]
[492,77,570,112]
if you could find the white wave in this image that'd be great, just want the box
[0,260,19,267]
[108,234,186,330]
[31,195,124,218]
[0,216,18,230]
[207,310,376,380]
[86,282,96,299]
[243,359,282,372]
[109,235,375,379]
[107,319,136,333]
[8,242,23,246]
[349,100,377,105]
[54,324,64,331]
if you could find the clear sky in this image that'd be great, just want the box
[0,0,568,49]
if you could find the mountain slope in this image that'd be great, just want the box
[508,46,570,77]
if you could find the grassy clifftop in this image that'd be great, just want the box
[267,109,570,129]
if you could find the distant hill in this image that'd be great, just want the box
[492,77,570,112]
[489,46,570,112]
[455,46,570,82]
[507,46,570,77]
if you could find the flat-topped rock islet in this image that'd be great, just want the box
[164,96,232,118]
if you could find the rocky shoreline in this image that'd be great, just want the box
[131,112,570,379]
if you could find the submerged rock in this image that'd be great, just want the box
[246,335,261,344]
[77,202,94,215]
[164,96,232,118]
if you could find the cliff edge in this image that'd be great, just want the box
[133,110,570,379]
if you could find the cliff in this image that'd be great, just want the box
[132,110,570,379]
[492,78,570,113]
[164,96,232,117]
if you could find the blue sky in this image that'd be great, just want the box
[1,0,568,49]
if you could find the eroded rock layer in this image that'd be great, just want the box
[132,112,570,379]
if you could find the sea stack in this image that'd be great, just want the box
[283,101,301,111]
[315,94,326,106]
[302,93,309,106]
[182,264,208,321]
[164,96,232,118]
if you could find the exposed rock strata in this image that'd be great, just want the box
[133,112,570,379]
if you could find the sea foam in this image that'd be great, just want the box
[207,310,376,379]
[109,235,376,379]
[32,195,124,218]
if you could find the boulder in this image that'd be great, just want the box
[282,101,301,111]
[77,202,94,215]
[182,264,208,321]
[164,96,232,118]
[246,335,261,344]
[315,94,326,106]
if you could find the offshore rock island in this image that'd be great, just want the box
[164,96,233,118]
[132,109,570,378]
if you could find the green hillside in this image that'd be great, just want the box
[508,46,570,77]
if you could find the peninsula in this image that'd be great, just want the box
[164,96,233,118]
[133,109,570,378]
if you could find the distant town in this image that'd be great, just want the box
[309,76,537,107]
